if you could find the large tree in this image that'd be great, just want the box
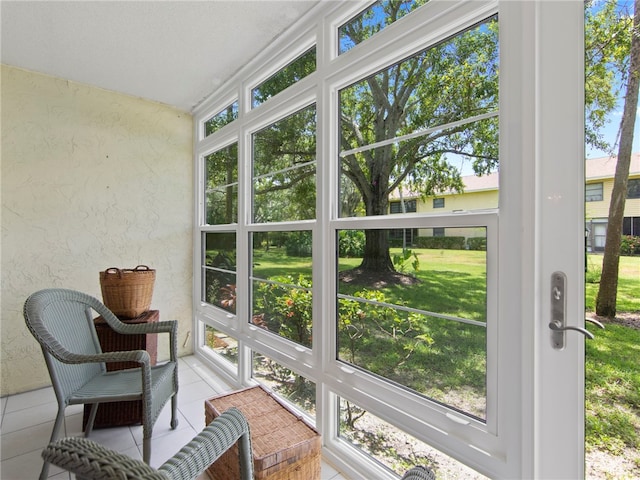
[339,9,499,274]
[244,0,628,278]
[596,0,639,317]
[585,0,634,152]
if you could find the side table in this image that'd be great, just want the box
[82,310,159,429]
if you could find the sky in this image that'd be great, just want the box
[586,0,640,159]
[586,106,640,160]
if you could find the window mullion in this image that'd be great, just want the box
[236,125,251,385]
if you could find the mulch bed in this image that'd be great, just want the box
[587,312,640,330]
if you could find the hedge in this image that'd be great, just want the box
[466,237,487,251]
[414,236,466,250]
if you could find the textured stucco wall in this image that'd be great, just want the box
[1,65,194,396]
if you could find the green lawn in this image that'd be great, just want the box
[585,254,640,313]
[251,246,489,417]
[585,322,640,477]
[246,246,640,475]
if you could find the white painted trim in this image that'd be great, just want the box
[533,1,585,478]
[192,1,586,477]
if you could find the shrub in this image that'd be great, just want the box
[284,231,312,257]
[392,249,419,274]
[254,274,313,347]
[620,235,640,256]
[339,230,366,257]
[415,236,466,250]
[466,237,487,251]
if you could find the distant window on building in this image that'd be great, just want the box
[433,227,445,237]
[433,198,445,209]
[628,179,640,199]
[623,217,640,236]
[390,200,417,214]
[585,182,603,202]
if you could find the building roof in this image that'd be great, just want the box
[585,153,640,180]
[391,153,640,200]
[459,171,499,192]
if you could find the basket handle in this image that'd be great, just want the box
[133,265,151,271]
[104,268,123,277]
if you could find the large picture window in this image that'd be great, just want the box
[194,2,512,478]
[337,227,488,420]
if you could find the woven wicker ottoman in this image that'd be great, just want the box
[205,385,321,480]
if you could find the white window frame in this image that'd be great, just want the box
[192,1,584,478]
[585,182,603,202]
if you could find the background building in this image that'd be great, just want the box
[391,154,640,252]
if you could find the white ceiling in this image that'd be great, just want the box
[1,1,320,112]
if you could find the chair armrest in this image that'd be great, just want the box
[159,408,254,480]
[107,319,177,336]
[102,319,179,363]
[401,466,436,480]
[54,348,151,367]
[42,437,167,480]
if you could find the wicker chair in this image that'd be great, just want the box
[41,407,253,480]
[24,288,179,480]
[42,416,433,480]
[41,417,432,480]
[401,465,437,480]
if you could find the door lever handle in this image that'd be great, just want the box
[549,320,594,340]
[585,317,605,329]
[549,271,597,349]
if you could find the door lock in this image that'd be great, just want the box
[549,271,599,349]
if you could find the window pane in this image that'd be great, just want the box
[204,101,238,137]
[203,232,236,312]
[204,326,238,369]
[337,228,487,420]
[340,118,498,218]
[338,397,488,479]
[585,182,603,202]
[252,351,316,417]
[251,231,313,347]
[339,18,498,218]
[253,105,316,222]
[627,178,640,199]
[252,47,316,108]
[205,143,237,225]
[390,199,416,213]
[338,1,429,54]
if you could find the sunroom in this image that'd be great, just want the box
[2,1,587,479]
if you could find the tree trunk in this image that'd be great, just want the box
[360,229,394,272]
[358,166,395,272]
[595,0,640,317]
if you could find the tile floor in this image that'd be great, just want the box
[0,355,347,480]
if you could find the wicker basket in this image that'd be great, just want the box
[205,385,321,480]
[99,265,155,318]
